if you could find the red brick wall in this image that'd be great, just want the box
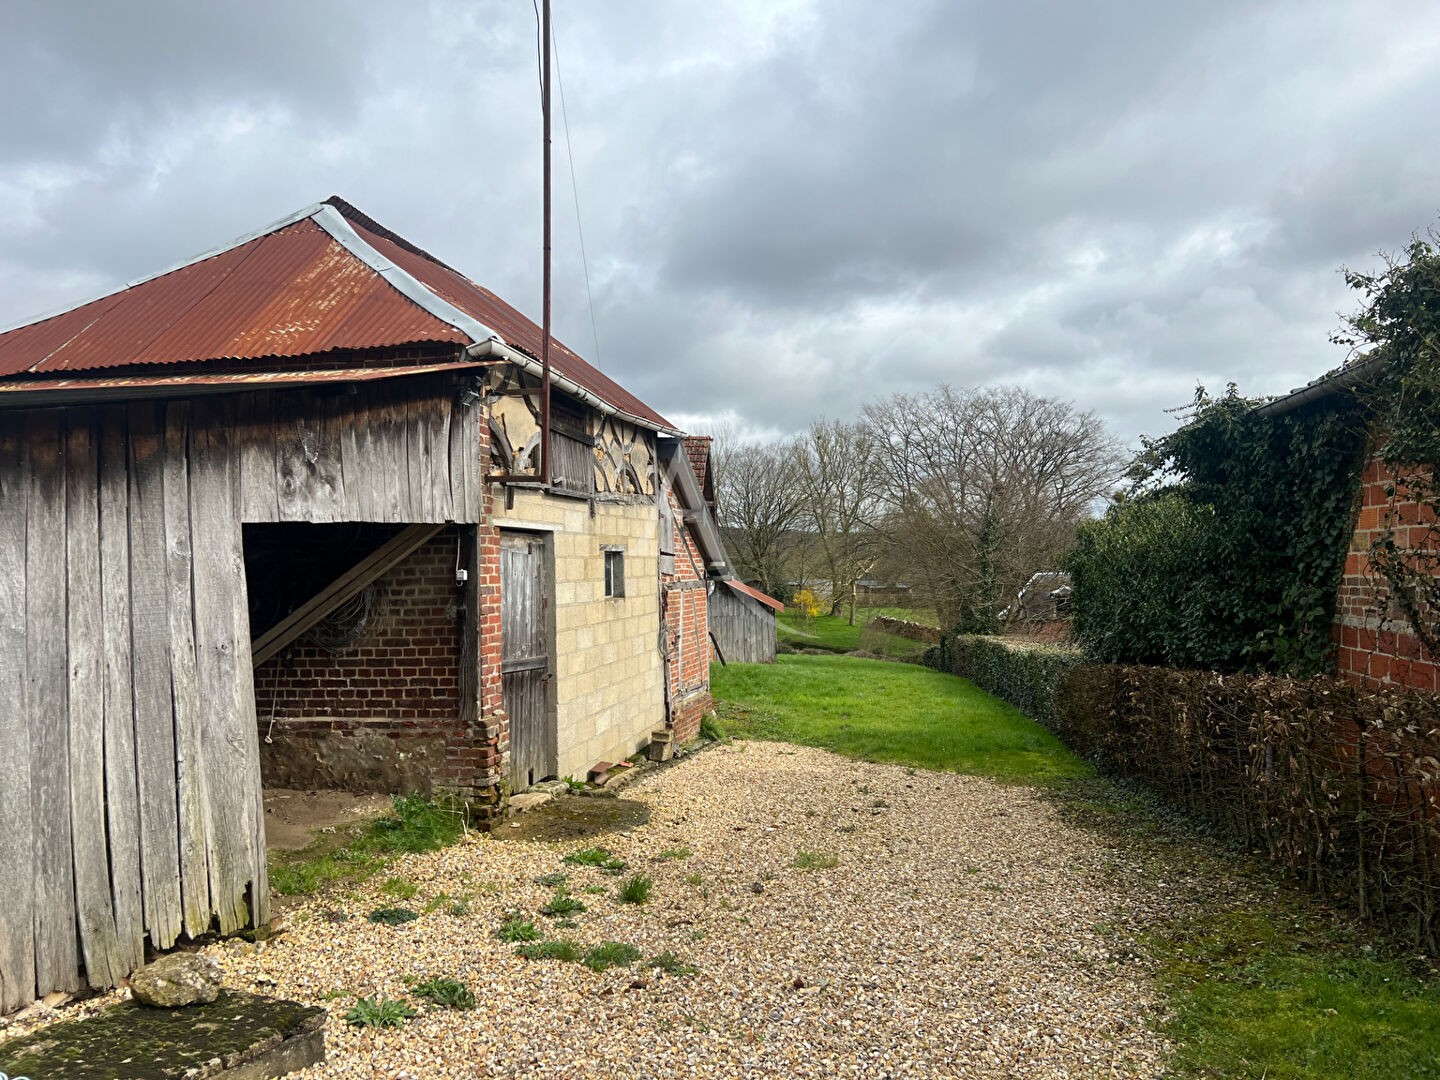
[662,485,712,744]
[254,530,463,722]
[1333,445,1439,691]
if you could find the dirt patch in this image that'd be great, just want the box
[263,789,394,852]
[493,794,651,843]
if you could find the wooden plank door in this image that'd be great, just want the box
[500,531,554,789]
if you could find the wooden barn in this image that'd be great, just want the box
[0,197,727,1011]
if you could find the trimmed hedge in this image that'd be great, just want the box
[926,634,1082,731]
[929,634,1440,951]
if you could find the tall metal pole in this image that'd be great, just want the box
[539,0,553,486]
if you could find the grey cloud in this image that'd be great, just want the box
[2,0,1440,453]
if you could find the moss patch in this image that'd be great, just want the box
[0,991,325,1080]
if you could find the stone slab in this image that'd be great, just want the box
[0,991,325,1080]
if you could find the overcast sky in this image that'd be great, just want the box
[3,0,1439,448]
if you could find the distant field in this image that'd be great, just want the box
[776,605,937,659]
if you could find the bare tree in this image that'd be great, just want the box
[794,419,887,624]
[711,436,805,597]
[863,386,1124,629]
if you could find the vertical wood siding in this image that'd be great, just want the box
[0,374,482,1011]
[710,587,778,664]
[501,531,555,788]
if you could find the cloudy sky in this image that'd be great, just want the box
[3,0,1439,448]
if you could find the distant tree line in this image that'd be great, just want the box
[711,385,1125,630]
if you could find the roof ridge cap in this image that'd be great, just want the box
[322,196,463,275]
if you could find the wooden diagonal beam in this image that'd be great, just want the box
[250,523,444,667]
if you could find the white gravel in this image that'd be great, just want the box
[10,741,1186,1077]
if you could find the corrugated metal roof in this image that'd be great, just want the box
[723,578,785,612]
[0,198,673,429]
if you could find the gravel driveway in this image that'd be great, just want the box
[205,740,1174,1078]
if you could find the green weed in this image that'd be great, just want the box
[618,874,654,904]
[647,951,699,977]
[367,906,419,926]
[495,916,541,943]
[344,996,415,1028]
[791,850,839,871]
[583,941,643,972]
[563,847,627,872]
[540,892,586,917]
[411,977,476,1010]
[516,938,581,962]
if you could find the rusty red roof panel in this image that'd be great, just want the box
[0,199,672,430]
[337,212,672,429]
[0,218,463,377]
[724,579,785,612]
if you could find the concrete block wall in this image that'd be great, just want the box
[491,490,665,779]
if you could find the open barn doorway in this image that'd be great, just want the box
[242,522,467,801]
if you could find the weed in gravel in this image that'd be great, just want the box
[534,872,568,887]
[447,899,471,917]
[647,951,699,976]
[495,915,541,942]
[379,876,418,900]
[412,977,476,1010]
[345,996,415,1028]
[367,906,419,926]
[516,938,581,962]
[319,988,349,1002]
[583,941,643,972]
[560,775,587,793]
[618,874,654,904]
[551,917,580,929]
[656,847,692,861]
[540,891,587,917]
[268,794,467,897]
[792,850,839,870]
[581,884,606,895]
[564,846,627,872]
[422,891,468,914]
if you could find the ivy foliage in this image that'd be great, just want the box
[1066,385,1369,675]
[1336,237,1440,654]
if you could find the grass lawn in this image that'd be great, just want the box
[710,652,1088,782]
[712,652,1440,1079]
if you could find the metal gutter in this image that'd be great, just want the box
[657,438,729,573]
[0,360,488,408]
[1252,354,1386,417]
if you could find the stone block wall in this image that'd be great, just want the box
[492,489,665,779]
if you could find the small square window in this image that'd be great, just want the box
[604,549,625,598]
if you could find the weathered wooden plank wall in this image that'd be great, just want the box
[709,587,778,664]
[0,375,480,1010]
[237,377,480,525]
